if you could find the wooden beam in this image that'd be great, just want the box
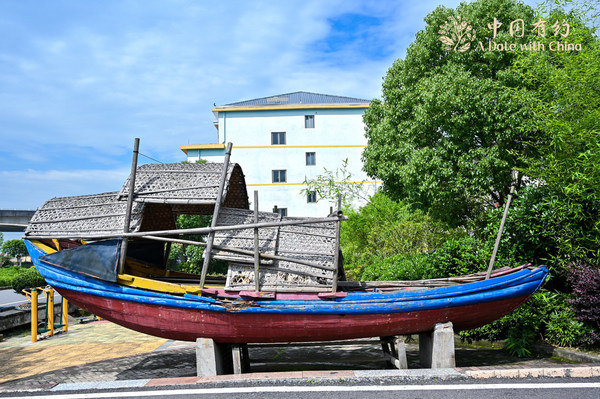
[141,235,336,272]
[26,215,347,241]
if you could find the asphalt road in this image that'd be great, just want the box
[2,379,599,399]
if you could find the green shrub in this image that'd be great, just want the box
[357,253,433,281]
[11,267,46,294]
[341,192,463,281]
[423,237,489,279]
[0,265,24,287]
[459,290,584,355]
[545,309,585,347]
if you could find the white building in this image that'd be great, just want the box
[181,92,378,217]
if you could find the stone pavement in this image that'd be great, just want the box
[0,318,599,393]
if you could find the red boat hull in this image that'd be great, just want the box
[59,287,531,343]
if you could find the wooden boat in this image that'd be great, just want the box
[23,142,548,343]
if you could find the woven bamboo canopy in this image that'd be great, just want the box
[25,158,341,292]
[211,208,338,291]
[25,162,249,238]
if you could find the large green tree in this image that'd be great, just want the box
[363,0,540,227]
[515,3,600,263]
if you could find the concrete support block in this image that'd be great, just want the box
[419,322,455,369]
[196,338,233,376]
[395,337,408,369]
[232,344,243,375]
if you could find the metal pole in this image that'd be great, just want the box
[200,142,233,288]
[119,137,140,275]
[486,185,515,279]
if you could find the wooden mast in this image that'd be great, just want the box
[486,177,516,280]
[199,142,233,288]
[253,190,261,292]
[331,194,342,292]
[118,137,140,275]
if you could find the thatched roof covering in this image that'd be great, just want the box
[25,163,249,238]
[117,163,248,207]
[25,192,144,238]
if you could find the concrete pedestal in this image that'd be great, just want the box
[419,322,456,368]
[196,338,233,376]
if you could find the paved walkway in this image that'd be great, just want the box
[1,318,599,392]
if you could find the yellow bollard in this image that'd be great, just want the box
[31,289,38,343]
[62,298,69,332]
[23,288,38,343]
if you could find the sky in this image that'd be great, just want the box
[1,0,542,240]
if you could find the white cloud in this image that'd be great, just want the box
[0,0,469,212]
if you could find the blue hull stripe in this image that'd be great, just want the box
[25,240,548,316]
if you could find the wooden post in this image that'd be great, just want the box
[331,195,342,292]
[486,184,515,279]
[232,345,243,375]
[273,205,278,214]
[119,137,140,275]
[163,242,172,268]
[200,142,233,288]
[253,190,260,292]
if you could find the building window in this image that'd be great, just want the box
[274,207,288,217]
[271,132,286,145]
[305,115,315,129]
[305,152,316,166]
[307,191,317,203]
[272,169,287,183]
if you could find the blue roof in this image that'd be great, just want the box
[221,91,370,107]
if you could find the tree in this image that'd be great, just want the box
[363,0,540,227]
[515,3,600,264]
[2,240,28,265]
[302,158,374,208]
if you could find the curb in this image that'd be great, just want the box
[532,343,600,364]
[2,365,600,394]
[40,365,600,392]
[460,365,600,379]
